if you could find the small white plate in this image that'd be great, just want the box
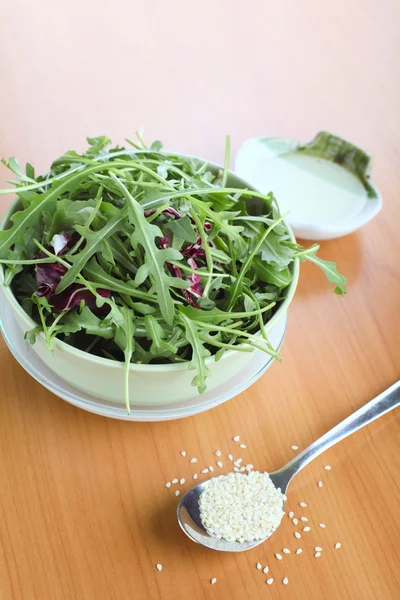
[0,291,287,421]
[235,131,382,240]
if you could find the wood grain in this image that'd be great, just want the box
[0,1,400,598]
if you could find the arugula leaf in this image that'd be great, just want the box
[180,312,211,394]
[165,216,197,244]
[301,248,347,295]
[82,258,157,302]
[62,306,115,338]
[144,315,177,356]
[56,214,126,293]
[113,306,135,413]
[253,257,293,288]
[110,173,183,325]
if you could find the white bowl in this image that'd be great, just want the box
[0,160,299,407]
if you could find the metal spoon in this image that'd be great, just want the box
[177,380,400,552]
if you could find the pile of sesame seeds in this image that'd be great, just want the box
[199,471,286,542]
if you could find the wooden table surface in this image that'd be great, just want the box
[1,2,400,599]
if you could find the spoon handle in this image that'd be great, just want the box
[277,380,400,487]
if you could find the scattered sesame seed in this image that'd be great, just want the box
[317,481,323,487]
[156,563,162,571]
[245,464,254,471]
[315,547,322,552]
[282,577,289,585]
[234,458,243,466]
[266,578,274,585]
[233,466,240,472]
[275,553,282,560]
[201,468,209,474]
[180,478,185,485]
[288,511,294,518]
[282,548,290,554]
[299,502,307,508]
[216,461,223,468]
[303,526,311,532]
[334,542,341,549]
[215,450,222,457]
[233,436,240,442]
[294,532,301,539]
[190,457,197,463]
[175,490,180,496]
[209,466,214,472]
[239,466,246,472]
[292,518,298,526]
[210,577,217,585]
[193,473,198,479]
[228,454,233,461]
[319,523,326,529]
[165,482,171,488]
[300,517,308,522]
[180,450,186,457]
[295,548,302,555]
[324,465,331,470]
[239,444,247,449]
[291,445,299,450]
[263,566,269,573]
[256,562,262,570]
[172,478,178,484]
[314,552,321,558]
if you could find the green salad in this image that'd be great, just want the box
[0,135,347,412]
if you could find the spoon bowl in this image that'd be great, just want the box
[177,381,399,552]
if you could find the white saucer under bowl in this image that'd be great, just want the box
[0,290,287,421]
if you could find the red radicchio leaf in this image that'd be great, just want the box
[49,284,111,314]
[36,263,68,297]
[50,232,72,256]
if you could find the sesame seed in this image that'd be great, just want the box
[180,478,185,485]
[324,465,331,470]
[295,548,302,555]
[291,445,299,450]
[282,548,290,554]
[275,553,282,560]
[239,444,247,449]
[215,450,222,457]
[193,473,198,479]
[299,502,307,508]
[256,562,262,570]
[156,563,162,571]
[190,458,197,463]
[209,466,214,472]
[263,566,269,573]
[266,578,274,585]
[315,547,322,552]
[292,518,298,526]
[239,466,246,472]
[288,511,294,518]
[300,517,308,522]
[334,542,341,549]
[210,577,217,585]
[294,532,301,539]
[165,482,171,488]
[245,464,254,471]
[228,454,233,461]
[319,523,326,529]
[180,450,186,457]
[314,552,321,558]
[233,466,240,472]
[303,526,311,532]
[172,478,178,484]
[201,468,209,474]
[234,458,243,466]
[217,461,223,468]
[282,577,289,585]
[317,481,323,487]
[175,490,180,496]
[233,436,240,442]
